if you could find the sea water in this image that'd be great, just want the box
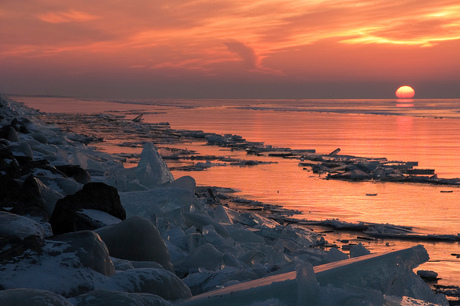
[15,96,460,287]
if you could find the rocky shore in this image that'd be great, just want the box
[0,95,450,305]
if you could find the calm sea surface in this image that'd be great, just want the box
[15,96,460,287]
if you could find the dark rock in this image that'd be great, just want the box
[0,235,44,262]
[0,175,21,199]
[48,230,115,276]
[50,182,125,235]
[17,175,47,210]
[0,126,19,142]
[55,165,91,184]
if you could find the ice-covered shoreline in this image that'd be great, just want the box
[0,95,451,305]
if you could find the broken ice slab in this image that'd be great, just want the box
[178,245,446,306]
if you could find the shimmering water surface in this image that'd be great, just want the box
[15,96,460,286]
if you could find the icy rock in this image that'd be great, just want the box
[166,175,196,193]
[0,235,44,263]
[0,211,46,239]
[30,132,48,144]
[55,164,91,184]
[70,289,173,306]
[0,237,108,297]
[52,177,83,196]
[48,230,115,276]
[25,175,63,216]
[0,125,19,142]
[349,242,371,258]
[18,174,62,218]
[50,182,125,235]
[97,268,192,301]
[95,216,174,272]
[135,142,174,188]
[325,247,349,262]
[7,141,33,158]
[0,288,73,306]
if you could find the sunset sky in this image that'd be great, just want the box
[1,1,460,99]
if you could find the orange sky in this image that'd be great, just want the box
[1,1,460,98]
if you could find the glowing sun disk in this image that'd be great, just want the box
[396,86,415,99]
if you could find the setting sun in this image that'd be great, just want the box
[396,86,415,99]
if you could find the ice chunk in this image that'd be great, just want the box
[179,246,447,306]
[213,205,233,224]
[120,187,202,222]
[166,176,196,193]
[181,243,225,271]
[135,142,174,188]
[324,247,349,263]
[184,212,229,238]
[296,262,319,306]
[225,224,264,244]
[349,242,371,258]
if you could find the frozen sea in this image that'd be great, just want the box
[15,96,460,288]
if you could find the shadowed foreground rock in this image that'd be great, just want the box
[50,182,126,234]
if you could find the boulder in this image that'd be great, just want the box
[0,235,44,263]
[0,125,19,142]
[0,211,46,239]
[70,289,172,306]
[0,232,110,297]
[95,216,173,272]
[0,288,72,306]
[50,182,125,235]
[98,268,192,301]
[48,230,115,276]
[19,174,63,217]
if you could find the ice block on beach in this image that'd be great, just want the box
[179,245,446,306]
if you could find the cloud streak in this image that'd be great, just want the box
[38,10,99,23]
